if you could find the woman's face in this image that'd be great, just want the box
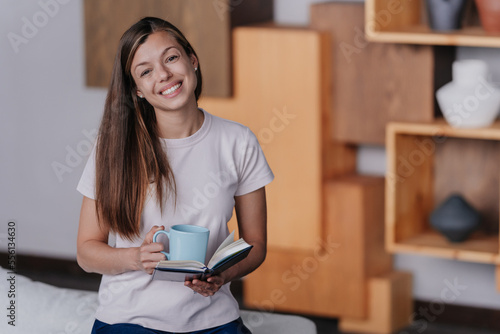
[131,31,198,114]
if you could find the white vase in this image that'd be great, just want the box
[436,59,500,128]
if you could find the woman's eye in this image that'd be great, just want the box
[166,55,179,63]
[140,69,151,77]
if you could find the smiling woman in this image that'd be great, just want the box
[76,17,274,334]
[131,31,203,138]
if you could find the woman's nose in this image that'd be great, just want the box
[156,65,171,81]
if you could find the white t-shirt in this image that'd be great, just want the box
[77,109,274,332]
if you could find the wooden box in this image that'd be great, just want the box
[84,0,273,97]
[386,120,500,264]
[365,0,500,47]
[339,271,413,334]
[310,2,452,145]
[323,175,393,317]
[200,26,356,251]
[243,175,391,319]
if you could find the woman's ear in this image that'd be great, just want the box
[190,54,198,70]
[136,91,144,98]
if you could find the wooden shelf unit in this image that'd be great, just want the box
[386,120,500,265]
[201,26,357,252]
[365,0,500,48]
[311,1,444,145]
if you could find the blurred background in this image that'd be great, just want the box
[2,0,500,329]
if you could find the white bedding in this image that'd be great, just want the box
[0,267,316,333]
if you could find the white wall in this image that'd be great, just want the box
[0,0,106,257]
[1,0,500,310]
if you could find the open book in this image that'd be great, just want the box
[152,231,253,282]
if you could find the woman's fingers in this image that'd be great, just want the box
[185,277,225,297]
[140,243,165,261]
[144,225,165,244]
[137,226,167,274]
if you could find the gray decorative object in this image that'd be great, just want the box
[426,0,467,31]
[430,194,481,242]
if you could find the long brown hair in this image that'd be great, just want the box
[95,17,203,240]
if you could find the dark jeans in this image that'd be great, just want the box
[91,318,252,334]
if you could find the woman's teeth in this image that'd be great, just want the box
[161,83,181,95]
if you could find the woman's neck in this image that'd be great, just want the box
[155,106,204,139]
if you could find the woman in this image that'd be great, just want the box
[76,17,273,333]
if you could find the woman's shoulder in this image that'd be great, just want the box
[204,109,251,137]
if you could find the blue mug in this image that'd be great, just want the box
[153,225,209,263]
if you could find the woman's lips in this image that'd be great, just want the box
[160,82,182,96]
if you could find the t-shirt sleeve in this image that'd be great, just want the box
[76,145,96,199]
[235,128,274,196]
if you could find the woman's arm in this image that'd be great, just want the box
[77,196,166,275]
[185,187,267,296]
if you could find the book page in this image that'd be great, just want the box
[207,239,251,269]
[156,260,206,271]
[212,231,236,256]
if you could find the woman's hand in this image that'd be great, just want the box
[136,225,167,275]
[184,273,227,297]
[184,187,268,297]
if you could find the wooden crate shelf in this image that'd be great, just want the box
[392,231,499,264]
[386,120,500,265]
[365,0,500,48]
[311,1,454,145]
[387,118,500,139]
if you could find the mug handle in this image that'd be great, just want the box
[153,230,170,260]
